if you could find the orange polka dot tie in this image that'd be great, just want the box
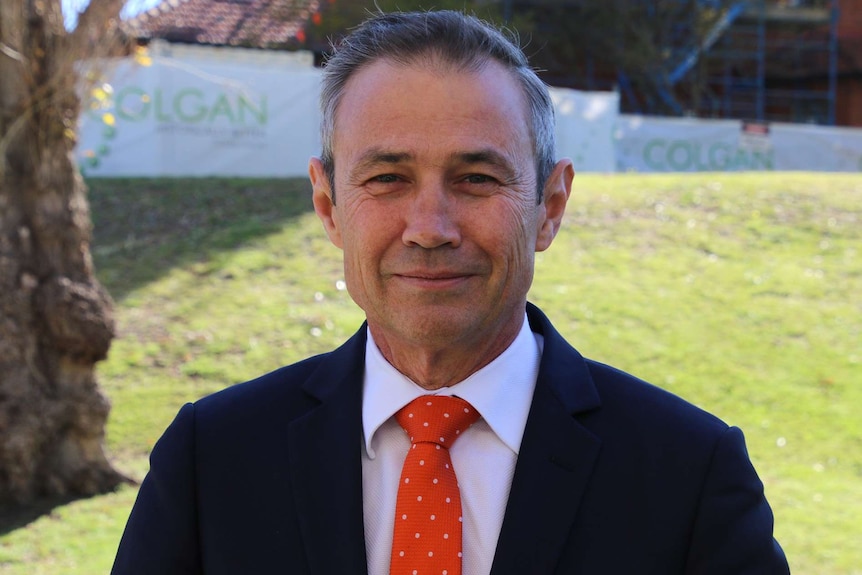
[390,396,480,575]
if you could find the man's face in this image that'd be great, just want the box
[311,59,571,354]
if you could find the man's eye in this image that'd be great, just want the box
[464,174,494,184]
[372,174,400,183]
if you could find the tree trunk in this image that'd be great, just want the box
[0,0,129,506]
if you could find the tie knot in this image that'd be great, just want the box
[395,395,479,448]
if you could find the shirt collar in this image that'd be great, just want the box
[362,314,542,458]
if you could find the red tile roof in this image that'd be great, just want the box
[125,0,320,49]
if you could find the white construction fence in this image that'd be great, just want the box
[77,46,862,177]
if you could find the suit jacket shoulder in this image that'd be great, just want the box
[496,304,789,575]
[583,356,729,446]
[112,326,370,575]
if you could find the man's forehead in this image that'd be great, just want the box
[338,56,481,105]
[331,57,527,138]
[325,57,536,184]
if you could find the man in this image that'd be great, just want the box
[112,10,789,575]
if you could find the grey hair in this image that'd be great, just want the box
[318,10,556,204]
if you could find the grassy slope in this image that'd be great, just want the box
[0,174,859,574]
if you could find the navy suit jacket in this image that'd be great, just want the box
[112,304,789,574]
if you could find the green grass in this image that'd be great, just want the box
[1,173,860,574]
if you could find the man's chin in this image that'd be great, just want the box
[376,307,484,344]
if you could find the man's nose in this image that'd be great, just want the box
[401,185,461,249]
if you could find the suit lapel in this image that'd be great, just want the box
[288,327,370,575]
[490,305,603,575]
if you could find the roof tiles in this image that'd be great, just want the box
[125,0,319,48]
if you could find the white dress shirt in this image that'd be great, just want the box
[361,315,543,575]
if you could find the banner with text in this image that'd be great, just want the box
[615,115,862,172]
[77,56,321,177]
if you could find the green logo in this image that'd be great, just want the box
[111,86,268,125]
[643,139,773,171]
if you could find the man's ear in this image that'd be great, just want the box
[535,159,574,252]
[309,157,343,249]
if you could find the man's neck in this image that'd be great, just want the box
[367,315,525,390]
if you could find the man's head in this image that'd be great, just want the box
[318,10,556,203]
[309,11,573,386]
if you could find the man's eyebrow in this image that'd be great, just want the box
[349,148,521,179]
[453,149,518,177]
[354,149,413,172]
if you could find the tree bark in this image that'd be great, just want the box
[0,0,129,506]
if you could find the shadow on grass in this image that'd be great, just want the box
[0,495,78,536]
[87,178,314,301]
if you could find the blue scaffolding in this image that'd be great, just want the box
[651,0,840,124]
